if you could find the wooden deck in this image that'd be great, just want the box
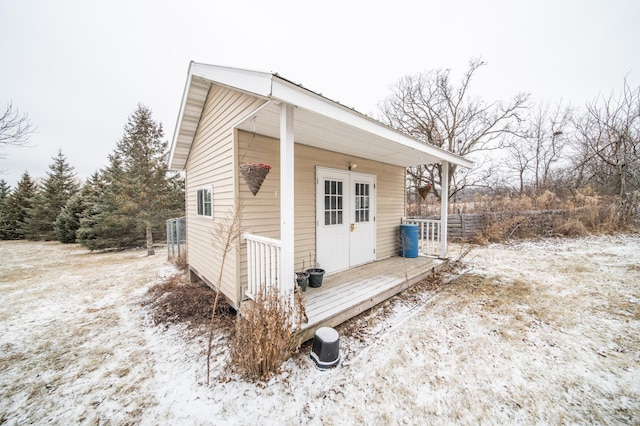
[298,255,446,341]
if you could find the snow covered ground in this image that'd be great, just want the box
[1,235,638,424]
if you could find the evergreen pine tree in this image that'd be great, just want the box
[76,172,105,249]
[59,172,100,244]
[0,179,10,203]
[54,193,84,243]
[1,172,37,239]
[77,168,141,250]
[0,179,12,239]
[25,150,79,240]
[77,104,183,254]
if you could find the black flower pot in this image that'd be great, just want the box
[296,272,309,292]
[306,268,325,288]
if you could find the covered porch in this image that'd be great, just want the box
[243,225,446,341]
[299,254,445,341]
[243,100,466,298]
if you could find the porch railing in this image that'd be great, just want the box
[402,218,441,256]
[243,233,281,300]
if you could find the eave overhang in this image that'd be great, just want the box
[168,62,474,171]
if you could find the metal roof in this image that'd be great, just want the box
[168,62,474,170]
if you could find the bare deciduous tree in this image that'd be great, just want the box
[572,79,640,216]
[504,137,534,194]
[379,58,529,201]
[504,102,572,194]
[531,102,572,192]
[0,102,36,155]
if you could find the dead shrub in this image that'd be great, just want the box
[573,186,600,208]
[575,204,624,233]
[534,190,558,209]
[146,274,233,327]
[555,218,588,237]
[172,250,188,271]
[483,215,528,242]
[229,287,303,381]
[486,193,534,212]
[449,243,474,270]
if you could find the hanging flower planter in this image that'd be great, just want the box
[418,184,432,200]
[240,163,271,196]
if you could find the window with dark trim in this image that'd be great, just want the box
[197,187,212,217]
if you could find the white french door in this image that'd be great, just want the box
[316,167,376,274]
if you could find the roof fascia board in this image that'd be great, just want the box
[168,68,196,170]
[190,62,273,98]
[270,77,473,169]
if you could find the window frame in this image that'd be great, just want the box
[196,186,213,218]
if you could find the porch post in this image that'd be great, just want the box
[280,103,295,297]
[439,161,449,258]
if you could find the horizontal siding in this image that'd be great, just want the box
[376,165,406,258]
[237,130,406,295]
[237,133,281,296]
[185,85,265,308]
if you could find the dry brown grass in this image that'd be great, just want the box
[171,250,188,271]
[483,215,528,242]
[575,204,622,233]
[466,189,602,214]
[555,218,588,237]
[0,242,165,424]
[229,287,303,381]
[454,274,532,309]
[472,204,634,244]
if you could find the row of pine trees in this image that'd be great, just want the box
[0,105,184,254]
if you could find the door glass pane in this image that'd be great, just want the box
[324,179,343,226]
[355,182,370,223]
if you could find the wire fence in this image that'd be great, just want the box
[166,216,186,260]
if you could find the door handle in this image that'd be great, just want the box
[350,223,355,232]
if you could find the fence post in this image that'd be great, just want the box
[176,217,182,258]
[166,219,172,260]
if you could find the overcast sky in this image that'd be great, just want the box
[1,0,638,188]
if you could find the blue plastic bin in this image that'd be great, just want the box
[399,224,419,258]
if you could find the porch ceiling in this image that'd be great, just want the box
[236,102,446,168]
